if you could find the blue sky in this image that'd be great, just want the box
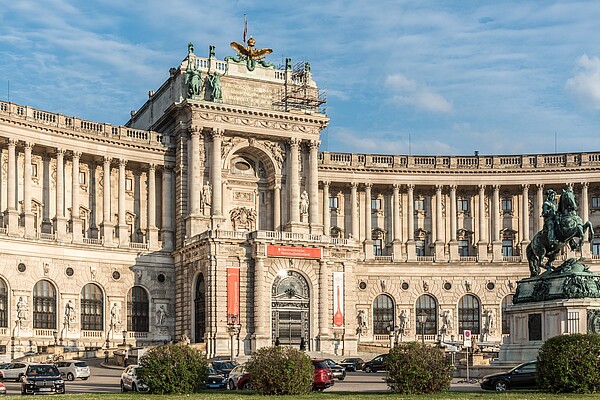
[2,1,600,156]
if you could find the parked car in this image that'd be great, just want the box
[205,367,227,390]
[20,363,65,395]
[236,371,254,391]
[0,381,6,394]
[339,357,365,372]
[120,365,149,393]
[311,359,334,391]
[480,360,538,391]
[362,354,388,373]
[55,360,91,381]
[0,362,28,381]
[323,359,346,380]
[227,364,251,390]
[211,360,238,378]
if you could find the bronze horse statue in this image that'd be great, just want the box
[526,188,594,277]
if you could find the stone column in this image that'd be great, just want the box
[308,140,321,232]
[253,256,269,350]
[41,155,53,233]
[187,127,202,236]
[54,148,68,241]
[161,166,174,251]
[5,139,18,235]
[406,184,416,261]
[322,181,330,235]
[100,156,114,244]
[288,138,301,226]
[434,185,445,261]
[364,183,373,258]
[23,143,35,238]
[147,164,159,249]
[210,128,223,223]
[448,185,458,261]
[477,185,488,261]
[491,185,503,261]
[392,184,403,261]
[521,184,530,261]
[273,182,281,231]
[318,260,331,344]
[536,184,544,233]
[117,159,129,246]
[70,151,83,242]
[350,182,359,240]
[581,182,591,258]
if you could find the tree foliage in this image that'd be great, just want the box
[245,345,313,395]
[537,333,600,393]
[385,342,454,394]
[137,343,208,394]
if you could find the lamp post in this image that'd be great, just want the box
[52,330,58,347]
[122,330,127,345]
[417,311,428,345]
[227,314,241,362]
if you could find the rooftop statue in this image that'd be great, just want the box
[226,37,274,71]
[526,187,594,277]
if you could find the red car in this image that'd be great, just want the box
[0,381,6,395]
[311,359,334,391]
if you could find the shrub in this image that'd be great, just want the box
[537,333,600,393]
[137,343,208,394]
[385,342,454,394]
[245,345,313,395]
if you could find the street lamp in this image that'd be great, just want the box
[52,330,58,347]
[417,311,428,345]
[227,315,241,362]
[122,330,127,345]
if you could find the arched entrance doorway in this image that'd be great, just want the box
[271,270,310,347]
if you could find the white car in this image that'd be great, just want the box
[0,362,29,381]
[120,365,149,392]
[55,360,91,381]
[227,364,248,390]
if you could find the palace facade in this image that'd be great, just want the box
[1,40,599,360]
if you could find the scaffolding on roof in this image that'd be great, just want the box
[274,60,327,115]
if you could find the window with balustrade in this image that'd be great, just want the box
[415,240,425,256]
[194,274,206,343]
[415,294,438,335]
[127,286,149,332]
[502,240,514,256]
[593,239,600,255]
[372,294,394,335]
[458,240,469,256]
[0,279,7,328]
[33,280,57,329]
[372,229,384,256]
[501,295,514,335]
[80,283,103,331]
[458,294,480,334]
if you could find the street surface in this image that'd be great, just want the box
[0,359,484,395]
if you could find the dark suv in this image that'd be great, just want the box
[362,354,388,373]
[21,364,65,395]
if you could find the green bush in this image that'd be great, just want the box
[137,343,208,394]
[385,342,454,394]
[537,333,600,393]
[245,345,313,395]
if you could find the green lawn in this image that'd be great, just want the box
[10,393,599,400]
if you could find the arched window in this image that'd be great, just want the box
[0,279,7,328]
[127,286,149,332]
[33,280,57,329]
[501,295,514,335]
[458,294,480,334]
[80,284,103,331]
[194,274,206,343]
[372,294,394,335]
[415,294,438,335]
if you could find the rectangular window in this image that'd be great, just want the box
[502,240,514,256]
[31,163,38,178]
[373,239,382,256]
[79,171,86,185]
[502,198,513,212]
[457,199,469,211]
[125,178,133,191]
[414,199,425,211]
[415,240,425,256]
[592,197,600,209]
[329,196,338,209]
[371,198,381,210]
[458,240,469,256]
[593,240,600,255]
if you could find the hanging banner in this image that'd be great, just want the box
[267,245,321,259]
[227,267,240,325]
[333,272,344,327]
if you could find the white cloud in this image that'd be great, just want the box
[566,54,600,110]
[385,73,452,113]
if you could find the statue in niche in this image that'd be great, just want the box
[64,300,76,327]
[156,305,168,326]
[356,310,368,334]
[440,309,453,334]
[300,191,309,214]
[201,183,212,211]
[110,302,121,330]
[16,296,28,325]
[483,309,495,334]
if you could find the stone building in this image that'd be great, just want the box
[1,39,599,359]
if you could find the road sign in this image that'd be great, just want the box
[463,330,472,347]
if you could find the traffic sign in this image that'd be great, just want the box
[463,330,472,347]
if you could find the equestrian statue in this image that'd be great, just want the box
[526,187,594,277]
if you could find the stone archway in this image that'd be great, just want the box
[271,270,310,347]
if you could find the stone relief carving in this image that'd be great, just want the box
[263,141,285,169]
[230,207,256,231]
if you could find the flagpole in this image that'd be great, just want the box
[243,14,247,43]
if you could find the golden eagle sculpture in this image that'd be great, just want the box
[226,37,274,71]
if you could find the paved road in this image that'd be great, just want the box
[0,360,484,395]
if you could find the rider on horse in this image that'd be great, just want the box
[542,189,558,246]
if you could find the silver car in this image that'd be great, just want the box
[0,362,28,381]
[55,360,91,381]
[120,365,149,392]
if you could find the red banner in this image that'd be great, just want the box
[267,245,321,259]
[227,268,240,325]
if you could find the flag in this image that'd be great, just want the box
[243,14,247,43]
